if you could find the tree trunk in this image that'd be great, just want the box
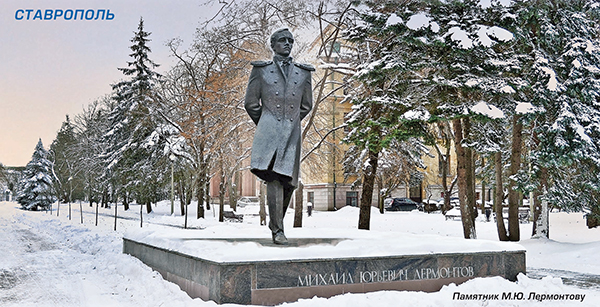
[441,154,451,214]
[532,189,541,235]
[228,172,237,211]
[218,167,226,223]
[184,200,189,229]
[377,177,384,214]
[114,199,117,231]
[453,118,476,239]
[101,189,108,208]
[88,180,93,207]
[435,122,453,214]
[533,167,550,237]
[140,201,143,228]
[197,171,205,219]
[481,157,486,214]
[294,180,303,228]
[507,115,522,241]
[465,148,477,224]
[171,162,175,215]
[178,178,185,216]
[205,174,211,211]
[494,152,508,241]
[464,118,477,223]
[146,201,152,214]
[259,181,267,226]
[358,148,379,230]
[123,192,130,211]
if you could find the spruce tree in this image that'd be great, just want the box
[17,139,56,211]
[103,17,164,213]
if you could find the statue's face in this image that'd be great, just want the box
[272,33,294,57]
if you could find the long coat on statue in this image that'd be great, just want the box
[244,58,314,188]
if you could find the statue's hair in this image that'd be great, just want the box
[270,28,293,50]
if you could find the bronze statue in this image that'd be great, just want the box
[244,29,314,245]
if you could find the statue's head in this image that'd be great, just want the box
[270,28,294,57]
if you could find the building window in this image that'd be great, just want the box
[346,191,358,207]
[307,192,314,205]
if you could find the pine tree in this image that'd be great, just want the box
[17,139,56,211]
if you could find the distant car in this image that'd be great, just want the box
[384,198,420,212]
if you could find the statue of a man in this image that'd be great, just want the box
[244,28,314,245]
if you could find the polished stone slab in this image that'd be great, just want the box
[123,236,526,305]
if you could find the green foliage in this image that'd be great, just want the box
[507,0,600,217]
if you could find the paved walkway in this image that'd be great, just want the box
[528,268,600,290]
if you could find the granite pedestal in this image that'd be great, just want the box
[123,232,525,305]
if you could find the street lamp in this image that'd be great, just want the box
[170,154,175,215]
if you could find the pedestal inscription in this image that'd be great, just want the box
[123,237,525,306]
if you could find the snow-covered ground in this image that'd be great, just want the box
[1,200,599,306]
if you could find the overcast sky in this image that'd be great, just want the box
[0,0,221,166]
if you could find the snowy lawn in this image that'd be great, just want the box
[1,200,599,306]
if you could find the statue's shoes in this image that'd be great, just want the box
[273,232,288,245]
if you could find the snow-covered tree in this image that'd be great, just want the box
[422,0,520,240]
[17,139,56,211]
[103,17,167,213]
[0,163,6,185]
[164,24,250,220]
[73,98,112,208]
[343,1,433,230]
[509,0,600,231]
[50,115,83,203]
[345,0,520,237]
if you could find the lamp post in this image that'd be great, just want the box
[170,154,175,215]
